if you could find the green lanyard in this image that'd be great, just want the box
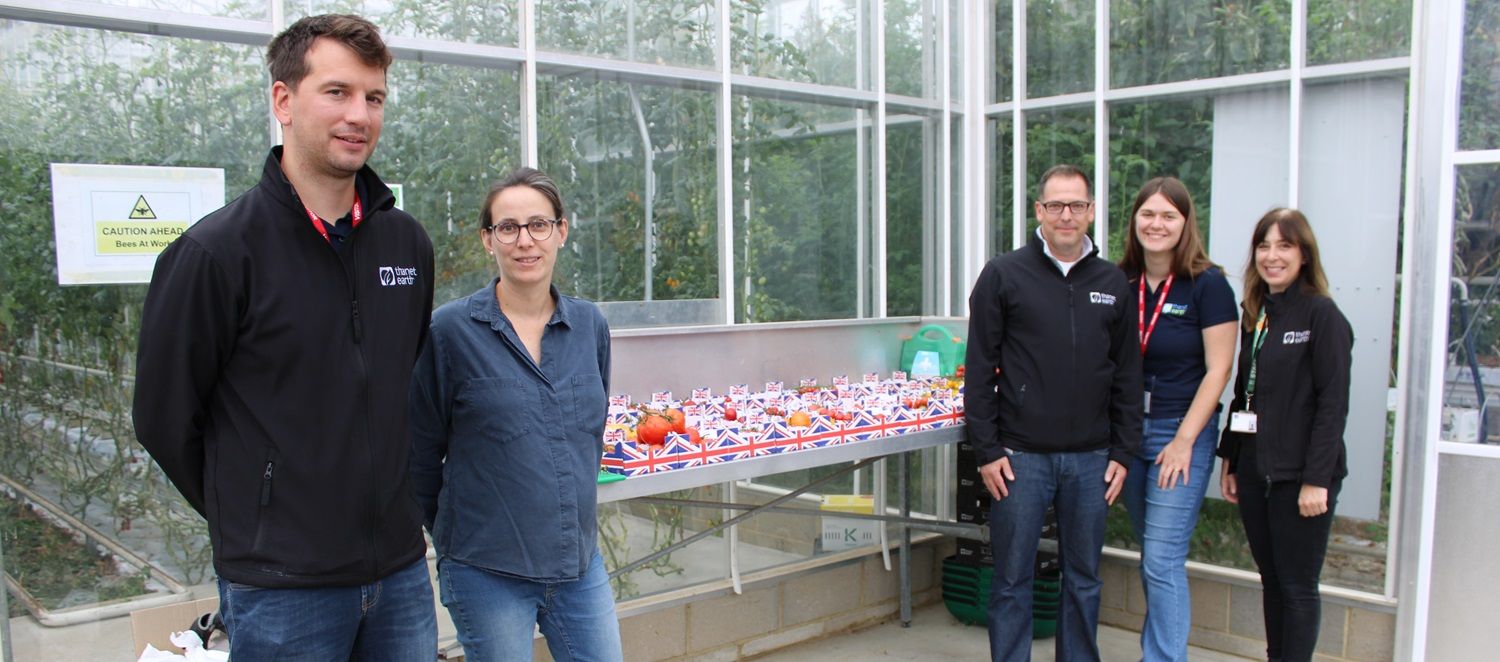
[1245,311,1270,408]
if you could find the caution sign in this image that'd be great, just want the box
[51,163,224,285]
[129,195,157,220]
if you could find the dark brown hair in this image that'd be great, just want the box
[266,15,392,90]
[480,167,567,229]
[1118,176,1215,279]
[1037,163,1092,199]
[1241,208,1330,331]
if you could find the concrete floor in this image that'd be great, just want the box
[754,601,1253,662]
[8,588,1251,661]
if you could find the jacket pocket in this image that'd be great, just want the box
[250,449,278,554]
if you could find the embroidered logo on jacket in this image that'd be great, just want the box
[1282,330,1311,344]
[1088,292,1117,305]
[378,266,419,286]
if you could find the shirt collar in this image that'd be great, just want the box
[1035,227,1094,267]
[468,278,571,329]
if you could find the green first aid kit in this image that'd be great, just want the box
[900,324,966,378]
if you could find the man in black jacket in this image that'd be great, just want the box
[965,164,1142,661]
[132,15,437,660]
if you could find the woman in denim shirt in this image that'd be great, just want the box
[409,167,621,661]
[1117,177,1238,661]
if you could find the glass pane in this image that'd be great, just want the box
[602,488,736,601]
[887,114,937,316]
[1024,107,1095,239]
[1460,0,1500,150]
[538,0,717,69]
[1107,96,1215,256]
[733,96,868,322]
[538,75,719,310]
[1111,0,1291,88]
[1027,0,1094,98]
[0,23,267,626]
[994,0,1013,102]
[951,112,968,314]
[1307,0,1412,66]
[64,0,264,19]
[989,115,1014,256]
[733,0,868,89]
[1447,163,1500,438]
[886,0,935,98]
[378,60,523,304]
[291,0,518,46]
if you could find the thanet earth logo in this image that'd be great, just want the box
[1283,330,1311,344]
[1163,303,1188,316]
[1088,292,1117,305]
[378,266,419,286]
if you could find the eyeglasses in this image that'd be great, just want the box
[1039,200,1092,216]
[486,219,559,244]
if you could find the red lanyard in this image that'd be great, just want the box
[1138,273,1174,355]
[302,195,363,243]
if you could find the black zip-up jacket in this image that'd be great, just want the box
[133,148,435,588]
[1217,285,1352,487]
[964,236,1143,468]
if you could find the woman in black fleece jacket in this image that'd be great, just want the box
[1218,208,1353,662]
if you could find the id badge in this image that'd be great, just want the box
[1143,391,1152,414]
[1229,410,1258,434]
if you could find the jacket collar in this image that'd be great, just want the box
[467,278,571,330]
[1265,281,1308,311]
[1027,228,1098,270]
[260,146,397,220]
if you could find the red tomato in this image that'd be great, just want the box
[724,407,738,422]
[637,415,672,446]
[663,408,687,434]
[686,427,702,445]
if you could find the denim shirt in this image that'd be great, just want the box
[408,279,610,581]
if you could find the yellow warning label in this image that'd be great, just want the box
[129,195,157,220]
[95,221,188,255]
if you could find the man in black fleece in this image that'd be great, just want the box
[964,164,1142,662]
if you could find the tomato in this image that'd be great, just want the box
[637,414,673,446]
[798,385,819,395]
[664,408,687,434]
[787,411,812,427]
[686,427,702,445]
[723,407,738,422]
[955,364,966,377]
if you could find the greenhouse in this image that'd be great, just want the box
[0,0,1495,660]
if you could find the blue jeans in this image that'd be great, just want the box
[216,557,437,661]
[439,550,623,662]
[987,448,1109,662]
[1122,413,1219,662]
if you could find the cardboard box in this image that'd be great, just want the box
[820,494,878,552]
[131,596,219,658]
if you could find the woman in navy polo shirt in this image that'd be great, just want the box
[1117,177,1238,661]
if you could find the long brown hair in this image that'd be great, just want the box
[1118,176,1215,279]
[1241,208,1330,331]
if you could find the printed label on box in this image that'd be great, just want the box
[651,391,672,405]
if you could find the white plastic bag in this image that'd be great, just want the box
[136,630,229,662]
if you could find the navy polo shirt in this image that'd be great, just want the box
[1136,266,1238,419]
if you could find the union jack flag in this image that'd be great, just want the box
[658,433,705,471]
[844,410,887,442]
[752,420,795,456]
[884,407,923,437]
[795,416,843,450]
[606,440,655,477]
[703,426,754,463]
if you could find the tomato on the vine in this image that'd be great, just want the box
[637,414,673,446]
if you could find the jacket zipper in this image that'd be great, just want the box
[260,461,274,506]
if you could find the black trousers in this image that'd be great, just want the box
[1235,470,1340,662]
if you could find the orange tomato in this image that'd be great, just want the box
[787,411,812,427]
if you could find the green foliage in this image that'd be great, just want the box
[1459,0,1500,151]
[1027,0,1095,98]
[2,496,149,615]
[1306,0,1412,66]
[1111,0,1290,88]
